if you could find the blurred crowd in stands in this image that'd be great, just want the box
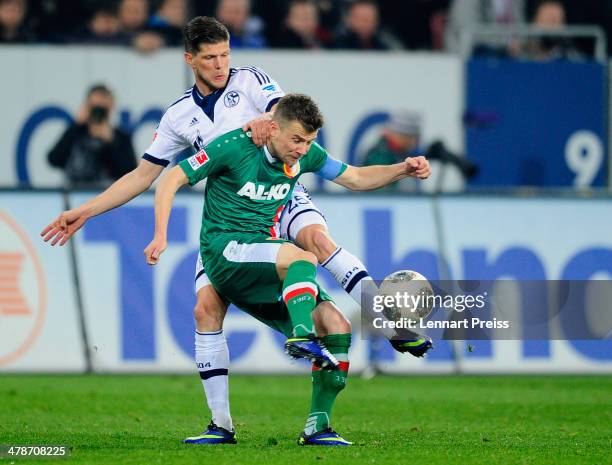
[0,0,610,58]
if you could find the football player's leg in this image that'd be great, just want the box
[277,243,339,367]
[210,236,337,367]
[287,205,396,336]
[187,256,234,442]
[276,242,320,338]
[280,190,370,310]
[299,300,352,446]
[298,224,371,305]
[282,193,432,356]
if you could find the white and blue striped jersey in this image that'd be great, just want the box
[143,66,285,167]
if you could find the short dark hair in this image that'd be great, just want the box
[86,84,113,99]
[183,16,230,53]
[273,94,324,133]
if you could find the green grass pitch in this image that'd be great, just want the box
[0,374,610,464]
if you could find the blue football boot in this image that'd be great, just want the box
[183,421,237,444]
[390,333,433,357]
[298,428,352,446]
[284,337,339,369]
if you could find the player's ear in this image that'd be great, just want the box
[269,120,280,137]
[184,52,193,67]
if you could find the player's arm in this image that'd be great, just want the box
[311,145,430,191]
[42,109,187,246]
[41,159,163,246]
[333,156,430,191]
[144,140,229,264]
[144,166,189,265]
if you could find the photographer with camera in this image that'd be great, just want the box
[48,84,136,187]
[362,109,477,191]
[362,110,424,191]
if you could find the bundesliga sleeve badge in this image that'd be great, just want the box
[188,150,209,171]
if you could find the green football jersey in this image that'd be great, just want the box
[178,128,343,250]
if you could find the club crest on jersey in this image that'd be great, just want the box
[237,181,291,201]
[224,91,240,108]
[188,150,209,170]
[283,161,300,178]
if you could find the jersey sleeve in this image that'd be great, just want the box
[178,142,231,186]
[143,111,190,167]
[306,142,348,180]
[240,67,285,113]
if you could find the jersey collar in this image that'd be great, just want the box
[263,144,279,165]
[263,145,301,177]
[191,72,234,123]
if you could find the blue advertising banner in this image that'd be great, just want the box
[68,192,612,373]
[3,191,610,372]
[466,59,607,187]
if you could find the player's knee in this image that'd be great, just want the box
[193,303,224,331]
[294,249,317,266]
[193,302,223,331]
[277,244,318,279]
[193,302,207,324]
[299,227,336,263]
[193,292,226,331]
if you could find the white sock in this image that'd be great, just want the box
[322,247,370,304]
[322,247,397,339]
[195,330,233,431]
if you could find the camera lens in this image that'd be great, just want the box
[89,106,109,123]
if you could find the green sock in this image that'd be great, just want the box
[282,260,318,337]
[304,333,352,434]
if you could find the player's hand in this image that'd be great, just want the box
[243,113,273,146]
[40,209,89,246]
[404,156,430,180]
[144,237,167,265]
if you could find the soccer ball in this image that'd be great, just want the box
[377,270,434,323]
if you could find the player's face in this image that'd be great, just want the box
[185,41,231,94]
[269,120,318,166]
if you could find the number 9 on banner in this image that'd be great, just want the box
[565,130,603,188]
